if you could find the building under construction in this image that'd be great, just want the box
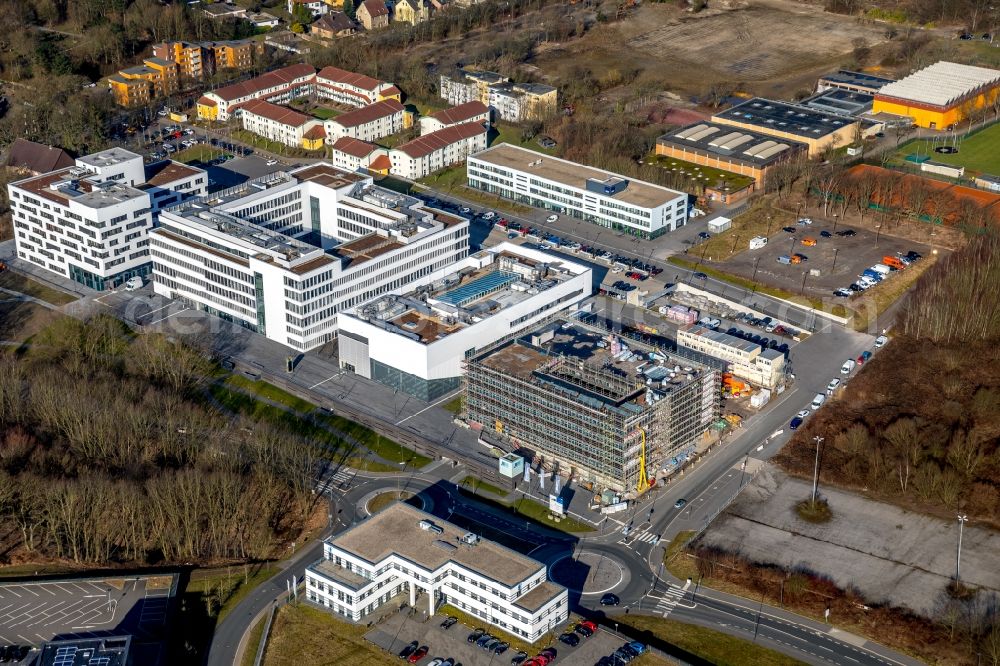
[464,319,720,493]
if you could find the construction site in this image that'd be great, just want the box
[463,318,721,495]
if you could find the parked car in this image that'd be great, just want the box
[874,335,888,348]
[575,623,594,637]
[801,237,817,246]
[546,214,558,223]
[782,226,797,233]
[790,417,803,430]
[511,652,529,665]
[468,629,485,643]
[797,217,813,225]
[827,378,841,394]
[559,633,580,647]
[399,641,419,659]
[408,646,429,663]
[628,642,647,655]
[698,231,711,239]
[858,350,873,364]
[841,359,856,374]
[834,288,852,297]
[494,642,510,655]
[440,616,458,629]
[836,229,857,237]
[820,230,832,238]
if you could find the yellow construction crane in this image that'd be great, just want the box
[636,428,649,494]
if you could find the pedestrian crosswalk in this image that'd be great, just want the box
[648,585,686,617]
[619,528,660,545]
[314,469,354,494]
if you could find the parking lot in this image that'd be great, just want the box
[715,221,931,299]
[0,576,173,661]
[366,609,631,666]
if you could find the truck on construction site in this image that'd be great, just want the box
[659,304,698,325]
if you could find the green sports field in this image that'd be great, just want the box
[893,121,1000,176]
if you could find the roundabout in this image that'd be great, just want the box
[550,550,630,595]
[362,489,427,515]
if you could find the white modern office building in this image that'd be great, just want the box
[338,242,591,400]
[150,164,469,351]
[305,502,568,642]
[467,144,688,238]
[8,148,206,290]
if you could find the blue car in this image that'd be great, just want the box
[790,417,803,430]
[628,642,647,655]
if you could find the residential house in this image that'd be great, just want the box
[328,137,390,174]
[197,63,317,120]
[311,11,359,39]
[357,0,390,29]
[325,99,405,142]
[419,100,489,134]
[238,99,326,150]
[393,0,432,25]
[389,121,487,179]
[288,0,329,17]
[247,11,281,28]
[265,30,313,55]
[108,57,179,107]
[315,66,400,107]
[151,39,261,81]
[4,139,74,175]
[439,70,557,122]
[202,3,248,20]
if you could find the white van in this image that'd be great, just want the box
[826,378,841,394]
[124,276,143,291]
[841,359,856,374]
[871,264,892,275]
[749,236,768,250]
[811,393,826,410]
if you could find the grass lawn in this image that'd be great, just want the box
[226,375,315,413]
[441,394,464,415]
[690,201,793,262]
[663,530,699,580]
[488,123,557,154]
[891,121,1000,175]
[241,614,267,666]
[645,153,755,192]
[261,604,390,666]
[173,144,231,164]
[0,302,67,342]
[216,377,432,468]
[0,271,77,305]
[457,488,595,533]
[186,564,282,623]
[621,616,806,666]
[459,475,507,497]
[417,166,532,214]
[310,106,340,120]
[366,490,414,514]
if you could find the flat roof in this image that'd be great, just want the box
[39,637,130,666]
[658,122,807,167]
[514,581,564,612]
[680,324,760,354]
[76,147,141,168]
[819,69,895,91]
[470,143,684,209]
[713,98,856,139]
[329,502,546,586]
[350,244,587,344]
[877,61,1000,108]
[801,89,873,117]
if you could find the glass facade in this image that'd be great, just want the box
[69,262,152,291]
[370,359,461,402]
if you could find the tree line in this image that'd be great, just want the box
[0,315,320,565]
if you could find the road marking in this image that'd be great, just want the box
[309,371,344,389]
[395,389,461,425]
[146,306,190,326]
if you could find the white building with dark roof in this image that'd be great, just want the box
[389,122,488,179]
[324,99,405,142]
[8,148,205,290]
[328,137,390,173]
[419,100,490,134]
[338,241,591,399]
[150,164,469,351]
[238,99,326,149]
[305,502,568,642]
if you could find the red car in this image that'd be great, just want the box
[407,646,428,663]
[579,619,598,633]
[497,219,508,228]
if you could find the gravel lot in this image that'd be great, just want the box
[697,466,1000,616]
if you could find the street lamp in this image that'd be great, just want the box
[800,269,809,295]
[811,436,824,503]
[874,224,883,248]
[956,514,969,583]
[831,247,840,274]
